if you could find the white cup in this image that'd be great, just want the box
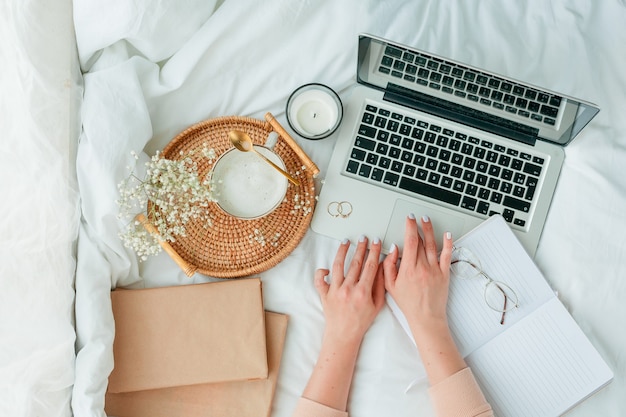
[211,145,288,219]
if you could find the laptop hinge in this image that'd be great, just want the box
[384,83,538,146]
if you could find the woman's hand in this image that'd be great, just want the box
[382,214,465,385]
[314,236,386,345]
[383,214,453,328]
[301,236,385,411]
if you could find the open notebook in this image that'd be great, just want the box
[388,215,612,417]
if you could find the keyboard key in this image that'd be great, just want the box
[488,78,500,88]
[537,93,549,103]
[358,125,376,138]
[549,96,562,107]
[362,112,375,124]
[355,137,376,151]
[403,165,416,177]
[366,153,379,165]
[377,131,390,142]
[385,46,403,58]
[540,105,558,118]
[490,191,503,204]
[461,196,477,211]
[383,172,399,186]
[346,160,359,173]
[351,148,366,161]
[371,168,384,182]
[399,177,462,206]
[376,143,389,155]
[358,164,372,178]
[523,162,542,176]
[477,201,490,214]
[504,196,530,212]
[428,172,441,185]
[503,209,514,223]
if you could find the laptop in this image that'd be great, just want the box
[311,34,599,256]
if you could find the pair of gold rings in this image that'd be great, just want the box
[327,201,353,218]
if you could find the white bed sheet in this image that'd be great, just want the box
[67,0,626,416]
[1,1,80,417]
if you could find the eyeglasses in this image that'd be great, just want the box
[450,246,519,325]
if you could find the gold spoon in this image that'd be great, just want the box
[228,130,300,186]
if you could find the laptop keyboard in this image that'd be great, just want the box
[378,45,562,127]
[344,103,547,228]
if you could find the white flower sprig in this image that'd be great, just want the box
[117,147,217,261]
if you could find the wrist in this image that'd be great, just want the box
[321,327,364,354]
[408,316,451,343]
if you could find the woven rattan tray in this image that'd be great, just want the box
[148,113,318,278]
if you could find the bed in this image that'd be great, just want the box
[2,0,625,416]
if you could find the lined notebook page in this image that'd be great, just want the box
[446,215,556,356]
[466,298,613,417]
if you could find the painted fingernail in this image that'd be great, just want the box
[372,237,381,245]
[422,215,430,223]
[342,238,350,245]
[358,234,366,243]
[445,231,452,240]
[408,213,416,220]
[389,243,398,253]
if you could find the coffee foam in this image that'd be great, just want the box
[212,146,288,219]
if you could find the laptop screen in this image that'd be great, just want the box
[356,34,599,146]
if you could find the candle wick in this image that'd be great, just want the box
[312,112,317,119]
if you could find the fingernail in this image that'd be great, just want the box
[358,234,366,243]
[445,231,452,240]
[422,215,430,223]
[372,237,381,245]
[341,238,350,245]
[389,243,397,253]
[408,213,416,220]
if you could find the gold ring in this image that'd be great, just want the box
[327,201,353,218]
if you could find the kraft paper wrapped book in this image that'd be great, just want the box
[105,311,288,417]
[108,278,268,393]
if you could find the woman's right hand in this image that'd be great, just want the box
[382,214,453,330]
[382,214,465,386]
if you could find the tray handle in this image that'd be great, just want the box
[265,112,320,177]
[136,213,197,277]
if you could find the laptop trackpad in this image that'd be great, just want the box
[383,199,466,255]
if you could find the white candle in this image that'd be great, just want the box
[287,84,342,139]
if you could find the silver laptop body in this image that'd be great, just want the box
[311,34,599,256]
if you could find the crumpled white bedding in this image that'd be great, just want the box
[1,1,80,416]
[3,1,626,417]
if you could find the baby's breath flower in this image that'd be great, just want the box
[117,147,217,260]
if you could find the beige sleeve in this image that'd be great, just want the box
[291,397,349,417]
[428,367,494,417]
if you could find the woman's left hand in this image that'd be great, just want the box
[314,236,386,344]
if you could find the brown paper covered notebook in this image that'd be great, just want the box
[105,311,288,417]
[108,278,268,393]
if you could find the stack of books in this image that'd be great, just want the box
[105,278,287,417]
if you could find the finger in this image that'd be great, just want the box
[420,215,439,265]
[314,268,330,302]
[438,231,454,278]
[383,243,400,291]
[345,235,368,284]
[358,237,382,289]
[372,263,386,312]
[402,214,421,266]
[331,239,350,287]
